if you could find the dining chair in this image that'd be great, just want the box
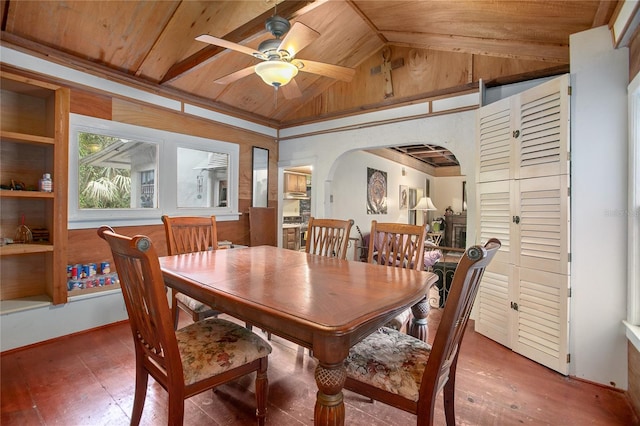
[302,217,354,356]
[344,238,501,426]
[366,221,428,332]
[161,215,220,329]
[367,220,427,270]
[97,226,272,426]
[305,217,354,259]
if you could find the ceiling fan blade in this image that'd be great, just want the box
[196,34,262,58]
[278,22,319,58]
[295,59,355,82]
[213,66,257,85]
[281,78,303,100]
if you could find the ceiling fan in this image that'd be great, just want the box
[196,15,355,99]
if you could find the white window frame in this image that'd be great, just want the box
[629,73,640,324]
[68,114,240,229]
[625,72,640,350]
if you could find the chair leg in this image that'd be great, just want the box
[255,357,269,426]
[167,391,185,426]
[131,367,149,426]
[170,290,180,330]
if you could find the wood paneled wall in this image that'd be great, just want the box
[283,45,559,124]
[66,88,277,266]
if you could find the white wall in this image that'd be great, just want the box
[1,291,127,352]
[433,176,467,216]
[570,26,629,388]
[331,150,432,236]
[279,109,478,243]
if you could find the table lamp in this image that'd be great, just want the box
[411,196,438,230]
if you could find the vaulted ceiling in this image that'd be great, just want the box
[1,0,620,130]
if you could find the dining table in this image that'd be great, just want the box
[159,245,437,426]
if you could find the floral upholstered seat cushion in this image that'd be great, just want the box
[176,292,214,313]
[176,318,272,386]
[345,326,432,402]
[384,309,412,331]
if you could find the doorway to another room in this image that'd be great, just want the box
[282,166,312,251]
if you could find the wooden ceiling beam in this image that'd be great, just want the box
[160,1,311,84]
[384,31,569,63]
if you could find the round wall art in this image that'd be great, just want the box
[367,167,387,214]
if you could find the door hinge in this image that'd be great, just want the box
[568,287,572,298]
[566,353,571,363]
[568,86,572,96]
[568,252,571,262]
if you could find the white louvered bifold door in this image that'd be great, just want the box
[512,267,570,375]
[477,96,514,183]
[475,75,570,375]
[475,258,514,348]
[476,180,514,347]
[516,175,570,275]
[516,74,570,180]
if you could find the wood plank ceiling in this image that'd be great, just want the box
[0,0,620,168]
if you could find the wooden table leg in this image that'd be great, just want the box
[408,295,429,342]
[314,361,346,425]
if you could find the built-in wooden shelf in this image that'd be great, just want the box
[0,130,55,145]
[0,294,52,315]
[0,243,54,256]
[1,69,70,306]
[0,190,55,199]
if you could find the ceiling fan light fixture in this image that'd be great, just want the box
[255,61,298,87]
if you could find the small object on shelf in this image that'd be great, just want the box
[31,228,50,242]
[39,173,52,192]
[10,179,26,191]
[14,214,33,244]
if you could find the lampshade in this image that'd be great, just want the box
[412,196,437,211]
[255,61,298,87]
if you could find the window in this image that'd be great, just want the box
[177,147,228,208]
[69,114,239,229]
[78,132,157,209]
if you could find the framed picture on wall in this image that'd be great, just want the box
[367,167,387,214]
[408,188,417,224]
[399,185,408,209]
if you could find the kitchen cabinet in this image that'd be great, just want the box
[284,173,307,193]
[0,69,69,309]
[282,226,300,251]
[475,75,570,374]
